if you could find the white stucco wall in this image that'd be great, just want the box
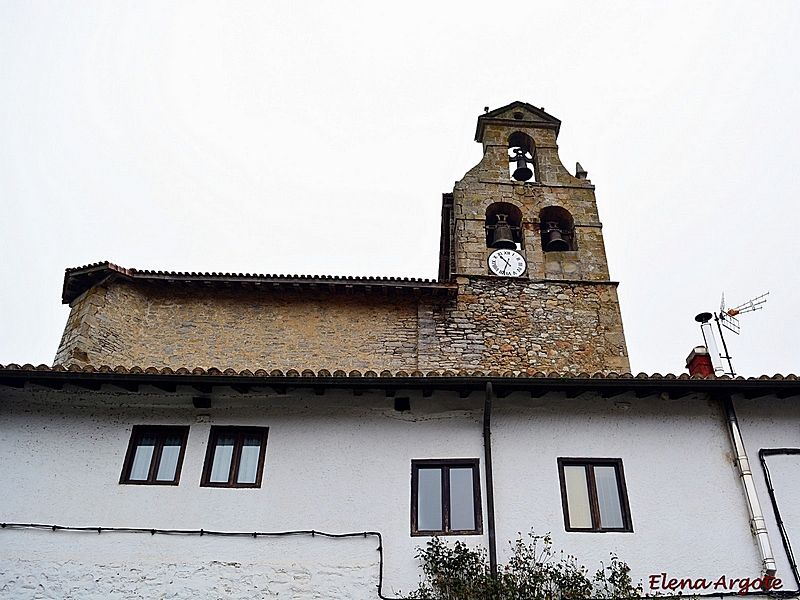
[1,532,379,599]
[0,388,487,598]
[491,393,778,592]
[734,396,800,591]
[1,386,797,598]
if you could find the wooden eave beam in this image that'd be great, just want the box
[108,381,140,393]
[188,383,214,395]
[72,380,103,391]
[599,386,627,399]
[3,372,800,404]
[63,268,457,304]
[150,382,178,393]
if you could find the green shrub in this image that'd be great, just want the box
[409,532,644,600]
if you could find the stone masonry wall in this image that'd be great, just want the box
[55,281,420,373]
[453,125,610,282]
[53,105,630,377]
[55,277,629,375]
[420,277,629,374]
[53,286,112,366]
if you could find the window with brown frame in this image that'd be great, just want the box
[201,427,268,488]
[411,459,482,536]
[120,426,190,485]
[557,458,633,532]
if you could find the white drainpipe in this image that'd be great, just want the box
[724,397,777,576]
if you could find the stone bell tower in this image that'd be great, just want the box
[436,101,630,374]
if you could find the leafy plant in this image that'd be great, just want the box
[409,532,644,600]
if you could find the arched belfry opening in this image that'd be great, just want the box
[508,131,536,182]
[486,202,523,249]
[539,206,575,252]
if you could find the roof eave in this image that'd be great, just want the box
[2,367,798,400]
[61,264,457,304]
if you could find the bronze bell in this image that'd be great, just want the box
[544,222,570,252]
[491,214,516,249]
[511,148,533,182]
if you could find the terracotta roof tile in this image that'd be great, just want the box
[1,362,799,382]
[62,262,455,304]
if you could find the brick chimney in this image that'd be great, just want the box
[686,346,714,377]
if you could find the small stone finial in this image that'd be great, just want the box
[575,162,588,180]
[484,106,489,113]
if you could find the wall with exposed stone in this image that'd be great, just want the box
[54,275,629,375]
[54,286,108,366]
[53,103,630,376]
[421,277,629,374]
[55,281,420,373]
[452,113,611,282]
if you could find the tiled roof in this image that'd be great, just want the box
[2,364,798,399]
[2,362,797,380]
[62,262,456,304]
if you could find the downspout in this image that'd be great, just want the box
[723,396,777,576]
[484,382,498,579]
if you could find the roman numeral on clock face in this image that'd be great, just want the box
[487,249,526,277]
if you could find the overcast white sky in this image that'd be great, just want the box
[1,1,798,376]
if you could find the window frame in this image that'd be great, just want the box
[557,457,633,533]
[200,427,269,488]
[119,425,190,486]
[410,459,482,536]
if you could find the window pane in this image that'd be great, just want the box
[209,435,236,483]
[129,434,156,480]
[564,465,592,529]
[155,435,182,481]
[594,466,624,528]
[236,435,262,484]
[417,468,443,531]
[449,467,476,531]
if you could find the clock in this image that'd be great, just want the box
[487,248,526,277]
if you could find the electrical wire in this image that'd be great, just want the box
[0,523,404,600]
[3,521,797,599]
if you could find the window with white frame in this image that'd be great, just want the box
[557,458,633,532]
[201,427,268,488]
[120,426,189,485]
[411,459,482,535]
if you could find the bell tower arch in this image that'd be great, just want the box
[435,101,629,374]
[440,101,611,281]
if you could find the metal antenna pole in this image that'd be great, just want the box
[714,313,736,377]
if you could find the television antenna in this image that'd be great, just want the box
[695,292,769,377]
[719,292,769,335]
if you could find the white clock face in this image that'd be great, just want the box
[487,249,527,277]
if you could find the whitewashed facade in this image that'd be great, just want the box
[1,370,798,598]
